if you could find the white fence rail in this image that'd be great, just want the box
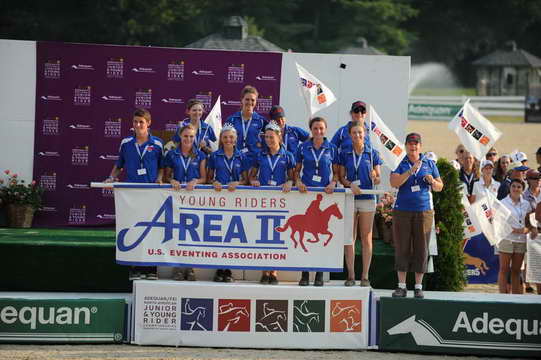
[409,96,525,117]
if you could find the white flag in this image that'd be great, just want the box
[448,99,502,160]
[470,191,513,246]
[367,105,406,170]
[204,96,222,151]
[461,193,482,240]
[296,62,336,116]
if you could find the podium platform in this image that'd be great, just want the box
[2,227,396,292]
[374,289,541,358]
[132,280,373,349]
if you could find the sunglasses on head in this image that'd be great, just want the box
[458,149,465,153]
[487,152,497,156]
[353,108,366,114]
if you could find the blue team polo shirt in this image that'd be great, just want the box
[392,156,440,211]
[207,148,250,185]
[172,119,217,148]
[295,138,338,187]
[282,125,310,154]
[164,148,206,183]
[339,148,382,200]
[252,146,296,185]
[116,134,164,183]
[331,121,372,154]
[226,111,267,154]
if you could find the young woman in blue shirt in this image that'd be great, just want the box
[338,121,382,287]
[207,125,250,282]
[172,99,216,155]
[249,122,296,285]
[225,85,267,163]
[295,117,339,286]
[164,124,207,281]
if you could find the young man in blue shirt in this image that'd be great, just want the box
[105,108,164,280]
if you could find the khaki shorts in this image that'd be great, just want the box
[354,199,376,212]
[497,239,526,254]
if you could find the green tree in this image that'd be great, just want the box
[425,158,467,292]
[0,0,417,55]
[406,0,541,86]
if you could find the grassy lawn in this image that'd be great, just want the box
[486,115,524,123]
[411,87,476,96]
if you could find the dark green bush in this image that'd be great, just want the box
[425,158,467,291]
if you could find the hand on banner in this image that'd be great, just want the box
[171,179,181,190]
[350,182,362,196]
[213,181,222,192]
[297,181,307,193]
[250,179,261,187]
[282,181,292,193]
[104,176,117,183]
[325,181,336,194]
[186,179,197,191]
[227,181,240,192]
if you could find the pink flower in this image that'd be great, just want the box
[31,180,36,186]
[4,170,9,175]
[12,173,18,178]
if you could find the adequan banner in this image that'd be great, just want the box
[379,297,541,357]
[133,280,370,349]
[0,298,126,343]
[114,185,349,271]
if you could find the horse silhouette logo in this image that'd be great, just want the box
[293,300,325,333]
[275,194,343,252]
[330,300,362,332]
[255,300,288,332]
[218,299,250,332]
[180,298,213,331]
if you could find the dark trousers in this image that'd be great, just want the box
[393,209,434,273]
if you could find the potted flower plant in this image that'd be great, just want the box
[0,170,43,228]
[375,192,395,245]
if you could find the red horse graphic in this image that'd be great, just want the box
[275,194,343,252]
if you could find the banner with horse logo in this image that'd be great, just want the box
[132,280,370,348]
[114,184,348,271]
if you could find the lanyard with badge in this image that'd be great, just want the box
[283,127,291,152]
[266,153,282,186]
[512,200,524,227]
[195,125,209,148]
[241,117,252,153]
[179,154,192,183]
[223,155,237,181]
[462,171,475,195]
[408,159,422,192]
[351,150,363,186]
[310,146,326,182]
[134,142,150,176]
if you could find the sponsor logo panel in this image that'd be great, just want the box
[255,300,288,333]
[180,298,213,331]
[217,299,251,332]
[106,57,124,78]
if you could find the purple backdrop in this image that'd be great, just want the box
[34,41,282,227]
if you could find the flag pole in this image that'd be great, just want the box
[367,105,374,190]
